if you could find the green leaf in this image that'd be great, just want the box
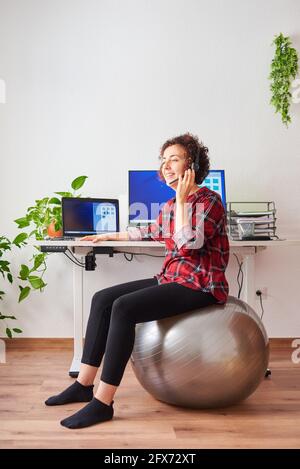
[6,328,12,338]
[14,217,30,228]
[39,197,49,204]
[0,260,10,272]
[18,286,31,302]
[12,232,28,247]
[7,273,13,284]
[28,229,37,238]
[0,260,9,267]
[0,315,16,320]
[12,328,22,333]
[19,264,30,280]
[0,241,11,250]
[54,221,62,231]
[52,206,62,216]
[54,191,73,197]
[49,197,61,205]
[33,254,45,271]
[28,276,46,290]
[71,176,88,191]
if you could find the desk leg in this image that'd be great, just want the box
[69,256,84,377]
[241,253,256,309]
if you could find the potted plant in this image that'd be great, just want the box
[0,175,89,337]
[13,175,88,300]
[15,176,87,241]
[269,33,299,126]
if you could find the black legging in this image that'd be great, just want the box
[81,277,218,386]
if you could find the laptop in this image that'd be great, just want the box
[61,197,119,238]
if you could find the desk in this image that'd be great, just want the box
[36,239,300,376]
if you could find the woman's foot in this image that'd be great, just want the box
[45,380,94,406]
[60,397,114,429]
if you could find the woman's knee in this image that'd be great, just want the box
[91,288,115,312]
[110,296,133,323]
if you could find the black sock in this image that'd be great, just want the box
[60,397,114,429]
[45,380,94,406]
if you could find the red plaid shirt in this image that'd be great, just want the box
[128,187,229,304]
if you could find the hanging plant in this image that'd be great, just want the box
[269,33,298,126]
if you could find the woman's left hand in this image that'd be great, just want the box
[176,168,195,204]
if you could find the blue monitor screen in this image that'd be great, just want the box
[128,170,226,224]
[201,170,226,207]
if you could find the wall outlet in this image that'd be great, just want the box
[256,287,268,299]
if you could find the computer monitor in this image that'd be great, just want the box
[201,170,226,207]
[62,197,119,236]
[128,171,173,224]
[128,169,226,225]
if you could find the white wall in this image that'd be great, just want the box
[0,0,300,338]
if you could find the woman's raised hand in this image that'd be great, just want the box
[176,168,195,204]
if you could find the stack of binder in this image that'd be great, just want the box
[226,201,277,241]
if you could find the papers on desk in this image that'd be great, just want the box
[235,216,276,225]
[226,202,277,241]
[234,210,275,217]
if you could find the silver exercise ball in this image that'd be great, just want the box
[131,296,269,408]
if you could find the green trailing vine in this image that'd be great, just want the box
[269,33,298,126]
[0,175,88,337]
[0,236,22,338]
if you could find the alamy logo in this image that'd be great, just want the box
[129,202,205,249]
[0,339,6,363]
[291,338,300,364]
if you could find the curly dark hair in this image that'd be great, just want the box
[158,133,210,185]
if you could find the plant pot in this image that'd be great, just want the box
[47,220,63,238]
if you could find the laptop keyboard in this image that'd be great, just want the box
[44,237,76,241]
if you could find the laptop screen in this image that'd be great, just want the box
[62,197,119,237]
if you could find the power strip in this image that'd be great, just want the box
[40,245,67,253]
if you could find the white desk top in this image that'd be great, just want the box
[34,238,300,248]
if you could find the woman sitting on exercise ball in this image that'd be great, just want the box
[45,132,229,429]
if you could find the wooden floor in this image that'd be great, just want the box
[0,338,299,449]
